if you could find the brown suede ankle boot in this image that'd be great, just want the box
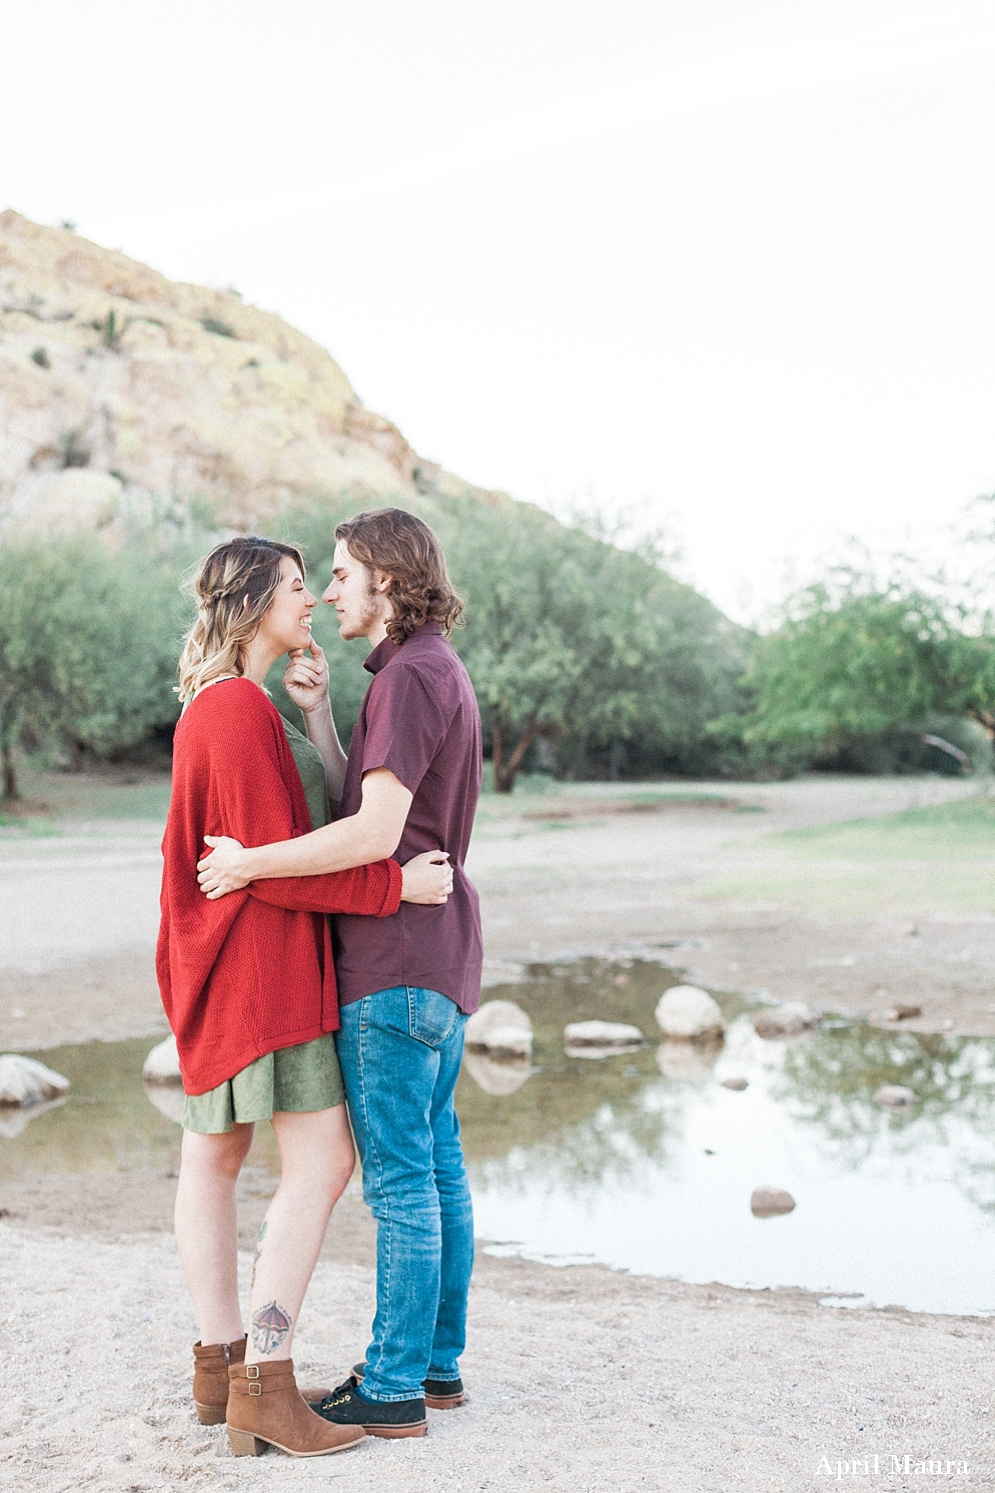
[226,1360,367,1458]
[192,1336,246,1425]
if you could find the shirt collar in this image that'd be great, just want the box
[364,621,443,675]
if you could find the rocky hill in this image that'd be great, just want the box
[0,210,498,537]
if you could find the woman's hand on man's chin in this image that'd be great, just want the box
[283,640,330,715]
[197,836,250,898]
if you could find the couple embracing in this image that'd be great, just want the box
[156,508,482,1458]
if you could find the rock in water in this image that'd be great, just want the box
[563,1020,643,1059]
[753,1003,815,1039]
[0,1053,70,1106]
[874,1085,917,1109]
[462,1051,533,1096]
[654,986,725,1041]
[142,1035,183,1085]
[721,1076,749,1091]
[751,1186,796,1218]
[465,1000,533,1059]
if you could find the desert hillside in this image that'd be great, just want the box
[0,211,497,536]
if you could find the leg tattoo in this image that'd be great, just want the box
[251,1300,291,1355]
[251,1221,267,1286]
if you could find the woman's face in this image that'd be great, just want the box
[255,557,317,656]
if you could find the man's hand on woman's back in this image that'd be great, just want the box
[198,836,250,898]
[196,836,451,905]
[400,850,452,905]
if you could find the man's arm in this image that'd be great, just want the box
[197,768,412,899]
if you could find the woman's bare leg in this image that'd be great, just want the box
[174,1123,255,1345]
[246,1106,355,1364]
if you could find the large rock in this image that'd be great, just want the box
[654,986,725,1041]
[656,1039,723,1084]
[142,1035,183,1086]
[0,1053,70,1106]
[751,1186,796,1218]
[462,1051,533,1097]
[563,1020,643,1059]
[0,211,508,537]
[465,1000,533,1059]
[753,1002,815,1040]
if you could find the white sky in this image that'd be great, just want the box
[2,0,995,622]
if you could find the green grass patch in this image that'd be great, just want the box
[2,767,172,824]
[685,792,995,915]
[475,782,753,827]
[774,793,995,860]
[688,862,995,915]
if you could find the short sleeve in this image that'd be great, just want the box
[361,663,448,795]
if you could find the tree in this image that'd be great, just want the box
[0,543,63,798]
[437,496,746,791]
[730,571,995,772]
[267,491,747,791]
[0,538,183,799]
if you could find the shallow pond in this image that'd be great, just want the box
[3,958,995,1315]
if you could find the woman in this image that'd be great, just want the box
[157,536,451,1459]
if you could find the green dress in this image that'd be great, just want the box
[182,715,347,1134]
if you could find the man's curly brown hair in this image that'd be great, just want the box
[335,507,465,646]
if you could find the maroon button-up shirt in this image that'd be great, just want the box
[334,622,484,1013]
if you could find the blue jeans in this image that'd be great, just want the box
[335,986,474,1402]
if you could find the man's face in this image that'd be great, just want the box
[323,540,391,640]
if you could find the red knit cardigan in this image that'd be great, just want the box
[156,677,402,1094]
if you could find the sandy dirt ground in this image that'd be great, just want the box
[2,776,994,1489]
[469,777,995,1038]
[2,777,992,1057]
[1,1218,991,1493]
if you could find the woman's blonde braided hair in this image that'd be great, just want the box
[177,536,305,704]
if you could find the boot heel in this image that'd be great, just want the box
[227,1427,268,1457]
[194,1402,227,1426]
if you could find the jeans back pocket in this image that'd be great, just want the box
[407,986,462,1047]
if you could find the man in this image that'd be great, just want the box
[197,507,483,1439]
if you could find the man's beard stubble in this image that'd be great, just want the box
[341,581,385,640]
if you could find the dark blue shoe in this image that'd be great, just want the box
[348,1360,467,1410]
[311,1383,427,1439]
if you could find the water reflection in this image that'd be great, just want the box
[462,1051,533,1096]
[774,1023,995,1215]
[778,1024,995,1149]
[4,959,995,1311]
[0,1096,68,1140]
[460,960,995,1313]
[656,1038,723,1084]
[0,1037,279,1178]
[456,961,691,1190]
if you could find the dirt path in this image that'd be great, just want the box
[2,775,993,1489]
[467,777,995,1037]
[1,776,988,1054]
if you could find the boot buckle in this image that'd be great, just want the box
[248,1383,262,1396]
